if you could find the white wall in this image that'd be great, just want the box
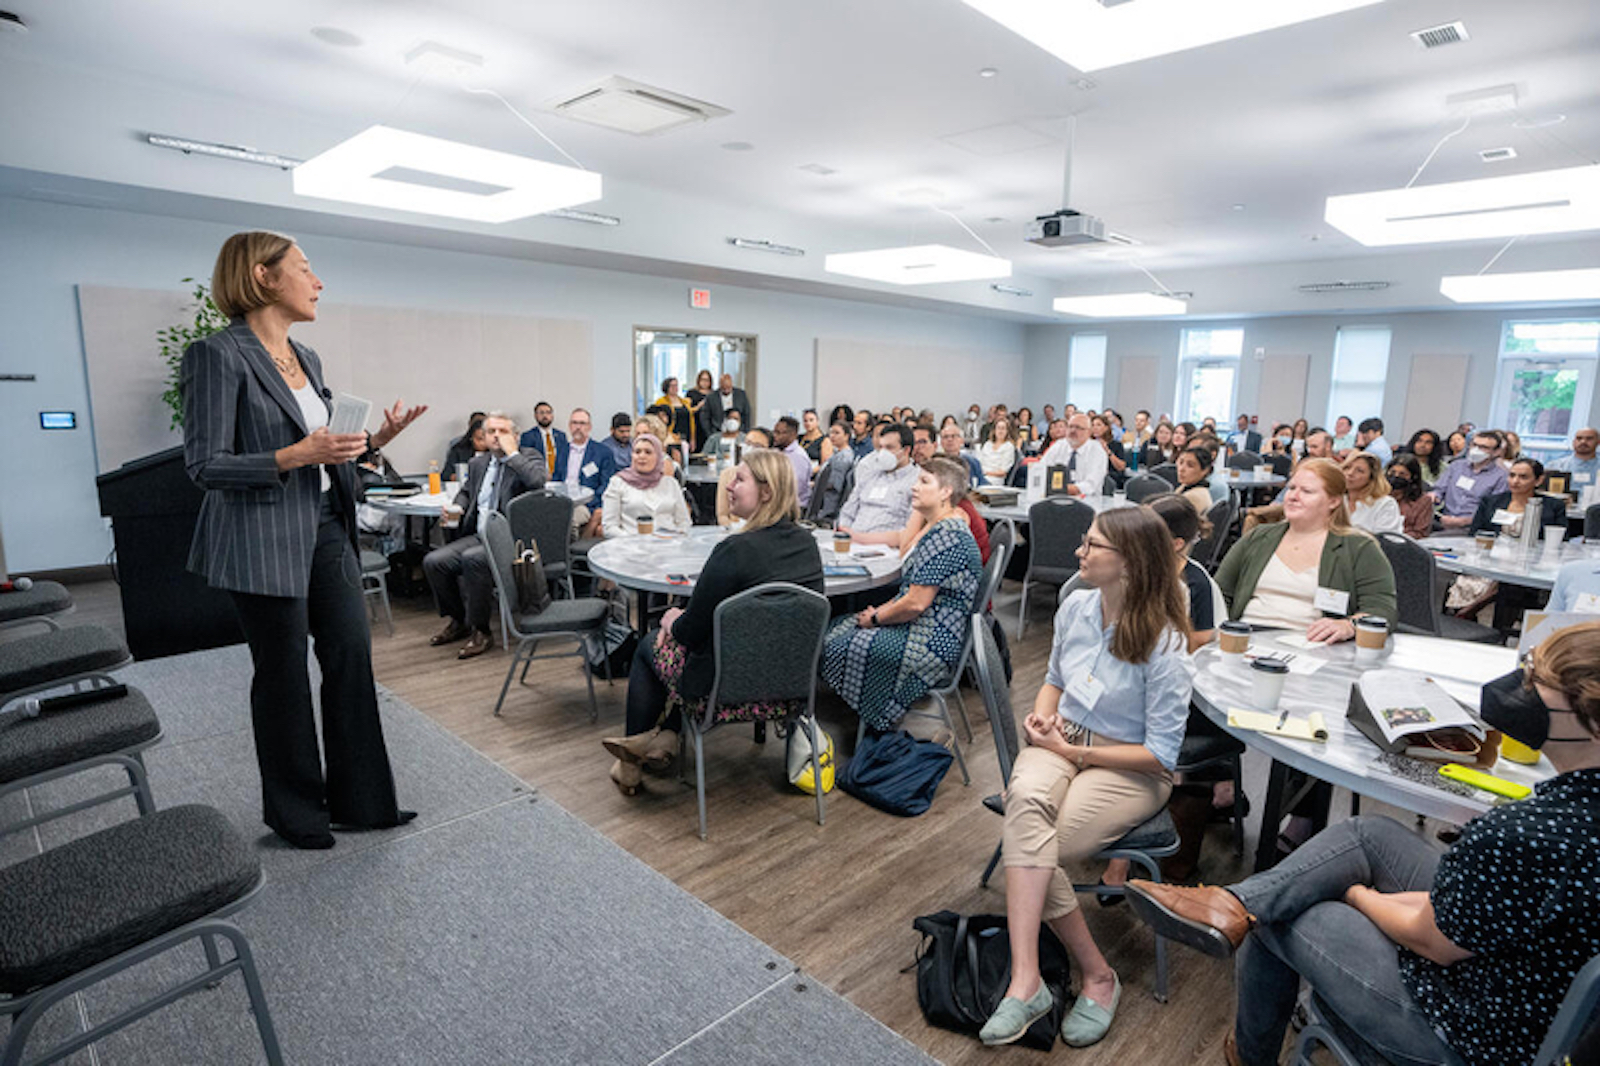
[1023,306,1600,435]
[0,196,1025,572]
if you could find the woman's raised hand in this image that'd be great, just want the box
[293,427,369,467]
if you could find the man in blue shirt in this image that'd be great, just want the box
[555,408,615,538]
[1549,427,1600,493]
[939,421,984,487]
[1330,415,1357,457]
[1356,417,1393,465]
[597,413,633,470]
[850,409,876,458]
[1549,557,1600,613]
[1432,429,1510,529]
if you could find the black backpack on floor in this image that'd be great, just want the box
[911,911,1071,1051]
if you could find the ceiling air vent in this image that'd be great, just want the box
[1410,21,1468,49]
[1479,146,1518,162]
[1298,280,1393,294]
[546,76,730,136]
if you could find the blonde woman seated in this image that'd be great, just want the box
[632,413,680,476]
[714,427,770,526]
[977,416,1020,485]
[600,433,690,536]
[1342,452,1402,535]
[980,506,1193,1049]
[602,450,824,793]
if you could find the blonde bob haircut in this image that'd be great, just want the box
[738,448,800,532]
[211,231,297,319]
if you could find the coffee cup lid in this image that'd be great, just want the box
[1250,658,1290,674]
[1220,620,1251,633]
[1356,616,1388,630]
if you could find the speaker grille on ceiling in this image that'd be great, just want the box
[1410,21,1469,49]
[1298,280,1393,294]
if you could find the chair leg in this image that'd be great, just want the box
[1230,753,1246,857]
[693,726,709,841]
[952,685,975,743]
[378,582,394,637]
[583,636,598,723]
[980,841,1003,887]
[932,693,970,786]
[1130,851,1169,1003]
[218,925,287,1066]
[493,642,526,716]
[128,753,156,817]
[1017,575,1030,639]
[806,715,826,827]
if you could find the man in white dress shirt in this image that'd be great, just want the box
[837,424,918,533]
[1040,413,1108,497]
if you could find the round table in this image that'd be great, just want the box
[586,526,902,597]
[681,464,724,485]
[1191,630,1553,869]
[366,482,592,516]
[1221,470,1286,488]
[974,494,1137,525]
[1421,534,1594,591]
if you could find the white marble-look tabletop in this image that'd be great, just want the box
[586,525,902,597]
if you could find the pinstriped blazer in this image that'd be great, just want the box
[181,318,360,598]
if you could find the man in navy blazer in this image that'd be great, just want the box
[1228,414,1263,457]
[554,408,615,537]
[519,399,567,477]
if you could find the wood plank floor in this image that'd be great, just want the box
[54,571,1250,1064]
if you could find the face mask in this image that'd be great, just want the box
[1389,476,1410,491]
[1468,447,1489,464]
[864,448,897,473]
[1278,435,1292,445]
[966,412,978,422]
[1480,669,1586,749]
[724,418,740,434]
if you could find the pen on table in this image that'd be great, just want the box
[1274,707,1290,731]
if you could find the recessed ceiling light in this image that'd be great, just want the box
[1053,292,1187,317]
[1440,268,1600,303]
[961,0,1384,72]
[1325,163,1600,246]
[798,162,837,175]
[978,67,999,77]
[825,245,1012,285]
[720,141,755,152]
[293,125,602,223]
[1231,203,1246,211]
[310,26,363,47]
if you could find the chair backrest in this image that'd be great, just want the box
[506,490,573,574]
[803,462,831,521]
[1376,532,1441,636]
[1006,456,1028,488]
[1535,953,1600,1066]
[1205,570,1227,629]
[1227,450,1262,470]
[1267,452,1293,477]
[984,519,1015,600]
[1124,473,1170,503]
[1192,497,1234,571]
[479,511,522,636]
[706,583,831,718]
[1587,503,1600,541]
[1027,497,1095,572]
[970,613,1021,784]
[1150,462,1179,487]
[1057,572,1089,604]
[1101,474,1119,496]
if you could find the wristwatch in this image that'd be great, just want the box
[868,609,879,628]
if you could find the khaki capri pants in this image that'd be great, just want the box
[1002,736,1172,920]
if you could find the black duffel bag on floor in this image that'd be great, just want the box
[911,910,1071,1051]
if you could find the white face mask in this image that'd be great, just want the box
[1468,447,1490,464]
[864,448,897,473]
[1278,435,1292,445]
[724,418,740,434]
[966,412,979,422]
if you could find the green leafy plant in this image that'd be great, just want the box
[158,278,228,430]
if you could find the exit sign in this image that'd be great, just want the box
[689,287,711,309]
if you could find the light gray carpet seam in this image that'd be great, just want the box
[643,970,798,1066]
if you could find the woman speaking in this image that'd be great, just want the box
[182,231,425,849]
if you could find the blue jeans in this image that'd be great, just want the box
[1228,816,1461,1066]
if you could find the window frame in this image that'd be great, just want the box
[1489,318,1600,452]
[1067,332,1107,412]
[1325,325,1393,431]
[1175,327,1243,424]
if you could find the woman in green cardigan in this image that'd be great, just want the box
[1215,458,1396,643]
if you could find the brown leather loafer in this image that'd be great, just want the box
[1124,880,1255,959]
[457,630,493,659]
[430,620,472,646]
[1223,1029,1242,1066]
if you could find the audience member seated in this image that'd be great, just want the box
[1170,422,1191,453]
[939,420,984,487]
[715,427,771,526]
[1092,414,1129,485]
[1549,552,1600,613]
[1301,428,1334,461]
[1215,458,1396,645]
[1175,446,1216,517]
[601,451,825,794]
[1138,421,1177,469]
[977,506,1192,1049]
[1550,426,1600,490]
[1386,455,1435,540]
[1433,430,1510,529]
[963,403,984,445]
[1041,414,1109,497]
[519,400,566,477]
[850,454,991,563]
[703,412,744,462]
[1469,457,1565,539]
[1264,423,1294,460]
[1444,429,1468,461]
[1289,418,1310,456]
[601,433,690,536]
[822,459,982,733]
[1330,414,1357,456]
[1126,621,1600,1066]
[598,412,633,470]
[836,424,918,535]
[1501,429,1523,467]
[771,415,814,509]
[851,408,877,457]
[812,422,856,523]
[633,413,680,475]
[444,411,486,471]
[1014,406,1040,448]
[801,408,828,465]
[1402,428,1446,488]
[978,416,1020,484]
[424,412,547,660]
[1356,416,1393,464]
[555,407,615,538]
[1039,417,1069,457]
[1126,409,1153,448]
[1342,452,1402,535]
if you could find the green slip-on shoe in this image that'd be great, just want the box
[977,982,1054,1047]
[1060,973,1121,1048]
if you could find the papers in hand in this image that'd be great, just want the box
[329,393,372,436]
[1227,709,1329,743]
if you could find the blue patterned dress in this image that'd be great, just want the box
[823,514,982,730]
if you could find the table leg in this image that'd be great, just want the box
[1253,759,1291,873]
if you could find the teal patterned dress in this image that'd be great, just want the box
[823,514,983,731]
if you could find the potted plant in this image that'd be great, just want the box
[157,278,228,429]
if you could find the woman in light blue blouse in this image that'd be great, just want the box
[979,506,1194,1049]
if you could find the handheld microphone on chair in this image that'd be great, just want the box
[0,577,33,593]
[321,387,333,400]
[1,683,130,723]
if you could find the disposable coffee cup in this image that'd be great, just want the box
[1255,464,1272,477]
[454,462,468,484]
[1543,526,1567,559]
[1250,657,1290,711]
[833,531,852,554]
[442,504,463,529]
[636,516,655,536]
[1218,620,1251,659]
[1474,530,1496,553]
[1354,616,1388,664]
[1229,468,1241,480]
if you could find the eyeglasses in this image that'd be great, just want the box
[1081,538,1120,555]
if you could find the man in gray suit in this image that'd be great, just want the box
[424,412,547,659]
[703,372,751,432]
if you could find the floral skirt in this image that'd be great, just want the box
[652,633,802,726]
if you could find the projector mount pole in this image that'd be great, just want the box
[1060,114,1076,211]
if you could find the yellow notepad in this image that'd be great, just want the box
[1227,709,1329,742]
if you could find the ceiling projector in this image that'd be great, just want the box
[1025,209,1108,247]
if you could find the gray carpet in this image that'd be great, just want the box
[1,647,935,1066]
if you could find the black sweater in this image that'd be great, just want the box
[670,520,825,699]
[1468,492,1567,537]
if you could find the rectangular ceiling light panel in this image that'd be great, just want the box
[293,125,602,223]
[1053,292,1187,317]
[1325,164,1600,246]
[1440,268,1600,303]
[824,245,1012,285]
[961,0,1384,71]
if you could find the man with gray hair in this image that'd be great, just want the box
[424,411,546,659]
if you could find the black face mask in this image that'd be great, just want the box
[1480,669,1586,749]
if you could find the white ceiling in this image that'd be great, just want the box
[2,0,1598,318]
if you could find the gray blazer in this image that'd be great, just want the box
[453,449,547,535]
[181,319,360,598]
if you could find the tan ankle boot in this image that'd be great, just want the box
[609,759,642,796]
[602,728,660,765]
[641,729,678,770]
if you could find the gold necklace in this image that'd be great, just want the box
[271,351,299,377]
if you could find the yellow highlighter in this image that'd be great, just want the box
[1439,764,1534,801]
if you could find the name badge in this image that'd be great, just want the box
[1068,667,1105,711]
[869,485,889,501]
[582,461,599,477]
[1491,509,1517,526]
[1314,587,1350,614]
[1574,593,1600,615]
[1455,475,1476,491]
[1575,472,1595,485]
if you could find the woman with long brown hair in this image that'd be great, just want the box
[979,506,1193,1049]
